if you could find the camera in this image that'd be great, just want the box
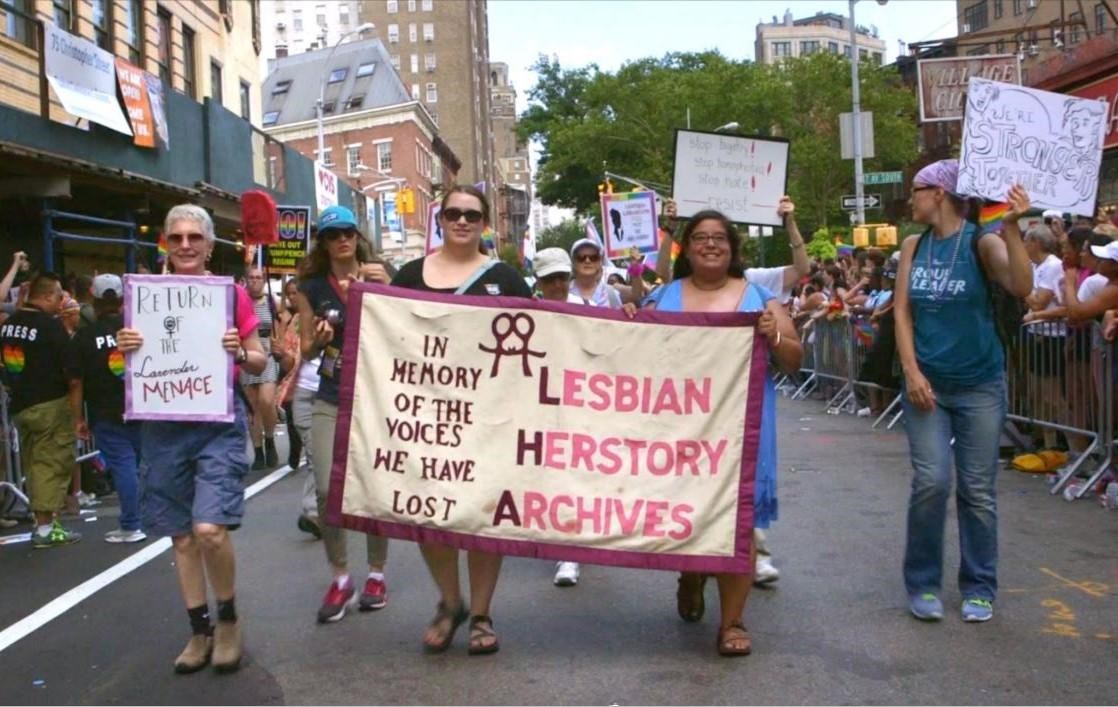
[316,301,344,327]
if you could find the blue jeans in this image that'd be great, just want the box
[90,417,143,532]
[902,376,1006,602]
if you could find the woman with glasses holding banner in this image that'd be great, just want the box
[295,205,394,625]
[392,185,533,656]
[644,209,802,656]
[893,160,1032,624]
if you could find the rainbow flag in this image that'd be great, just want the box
[481,227,497,254]
[980,202,1008,233]
[659,228,681,263]
[156,233,168,262]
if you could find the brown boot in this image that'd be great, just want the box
[212,620,242,673]
[173,634,213,674]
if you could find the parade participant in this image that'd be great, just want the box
[1022,225,1069,456]
[116,204,267,673]
[66,274,146,544]
[392,185,534,655]
[242,266,280,470]
[645,209,802,656]
[73,274,96,328]
[569,238,623,308]
[60,293,81,337]
[276,278,319,538]
[893,161,1032,623]
[1,272,82,548]
[296,205,392,622]
[0,251,29,305]
[533,248,582,305]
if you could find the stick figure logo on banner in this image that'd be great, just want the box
[478,312,545,378]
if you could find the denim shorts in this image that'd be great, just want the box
[139,396,249,537]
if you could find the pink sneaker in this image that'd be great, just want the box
[359,576,387,611]
[317,580,355,623]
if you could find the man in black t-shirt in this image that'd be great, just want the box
[0,273,81,547]
[67,274,146,544]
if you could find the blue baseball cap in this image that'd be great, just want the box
[317,205,357,233]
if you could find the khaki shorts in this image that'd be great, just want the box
[14,397,76,514]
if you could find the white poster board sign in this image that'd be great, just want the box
[601,191,659,258]
[958,78,1107,216]
[425,202,443,253]
[122,275,235,423]
[44,22,133,136]
[315,161,339,211]
[672,130,789,226]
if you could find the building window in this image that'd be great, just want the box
[391,55,401,69]
[801,40,820,54]
[994,0,1003,18]
[995,39,1006,53]
[387,0,398,12]
[316,147,334,166]
[91,0,112,50]
[262,111,279,126]
[425,53,436,70]
[859,48,869,59]
[356,62,375,77]
[410,54,418,73]
[1068,11,1084,43]
[423,23,434,41]
[210,61,223,105]
[272,79,292,94]
[52,0,73,31]
[293,9,303,31]
[339,3,349,26]
[377,142,392,172]
[346,95,364,110]
[411,83,419,99]
[828,41,839,53]
[122,0,144,65]
[388,24,399,42]
[328,68,347,83]
[316,6,326,28]
[422,0,432,10]
[426,82,437,103]
[156,5,172,83]
[844,45,852,57]
[872,51,882,64]
[963,1,989,32]
[1013,0,1023,14]
[182,25,198,99]
[408,0,416,10]
[239,80,251,120]
[1097,3,1108,34]
[772,41,791,57]
[409,23,417,41]
[346,145,361,174]
[321,101,336,114]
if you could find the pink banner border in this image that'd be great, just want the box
[326,283,768,574]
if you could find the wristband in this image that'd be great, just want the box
[627,261,644,279]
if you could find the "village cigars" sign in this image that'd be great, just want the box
[122,274,235,422]
[326,285,768,573]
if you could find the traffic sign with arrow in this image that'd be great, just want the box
[842,194,881,210]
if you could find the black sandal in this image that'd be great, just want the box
[467,615,500,655]
[422,601,467,653]
[676,573,707,623]
[717,621,752,657]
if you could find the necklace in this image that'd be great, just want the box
[925,227,964,301]
[691,276,730,292]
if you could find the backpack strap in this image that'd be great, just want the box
[454,260,498,295]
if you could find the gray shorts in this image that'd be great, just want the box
[139,396,250,537]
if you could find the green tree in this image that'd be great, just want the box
[806,227,838,261]
[536,218,586,254]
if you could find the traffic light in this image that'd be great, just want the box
[597,179,614,195]
[402,188,416,214]
[852,227,869,247]
[394,191,405,214]
[875,226,897,247]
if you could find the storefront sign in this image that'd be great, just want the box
[1068,73,1118,150]
[44,22,132,136]
[917,55,1021,123]
[114,58,154,148]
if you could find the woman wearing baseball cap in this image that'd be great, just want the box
[295,204,395,624]
[894,160,1033,624]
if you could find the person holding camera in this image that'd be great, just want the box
[295,205,393,624]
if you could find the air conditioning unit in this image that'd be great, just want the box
[1027,0,1037,7]
[962,22,971,33]
[276,20,286,30]
[1028,43,1040,56]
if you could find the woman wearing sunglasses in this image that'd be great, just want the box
[295,205,394,625]
[115,205,267,674]
[392,184,533,655]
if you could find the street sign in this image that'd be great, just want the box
[839,111,875,159]
[864,171,903,185]
[842,194,882,210]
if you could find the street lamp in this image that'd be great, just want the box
[848,0,885,226]
[713,121,740,134]
[316,22,376,160]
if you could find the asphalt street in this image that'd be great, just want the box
[0,399,1114,705]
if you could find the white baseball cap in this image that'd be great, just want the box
[1042,209,1063,220]
[534,248,572,278]
[92,273,123,299]
[1090,241,1118,262]
[569,238,603,257]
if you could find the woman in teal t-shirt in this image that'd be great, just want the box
[893,159,1033,624]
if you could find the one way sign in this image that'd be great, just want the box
[842,194,881,210]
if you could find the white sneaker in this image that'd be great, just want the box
[104,529,147,544]
[754,553,780,586]
[856,406,872,417]
[76,491,101,508]
[553,561,580,587]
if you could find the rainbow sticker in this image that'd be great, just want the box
[107,349,125,378]
[3,344,25,375]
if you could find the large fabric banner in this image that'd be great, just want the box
[327,285,767,573]
[44,22,133,136]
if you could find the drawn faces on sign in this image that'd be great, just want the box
[1063,99,1107,153]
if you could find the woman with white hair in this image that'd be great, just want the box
[117,204,266,674]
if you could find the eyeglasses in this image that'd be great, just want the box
[575,252,601,263]
[442,208,485,224]
[167,232,205,245]
[690,233,729,246]
[322,229,357,242]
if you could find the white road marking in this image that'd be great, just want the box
[0,465,294,654]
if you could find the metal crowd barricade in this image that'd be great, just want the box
[0,389,29,518]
